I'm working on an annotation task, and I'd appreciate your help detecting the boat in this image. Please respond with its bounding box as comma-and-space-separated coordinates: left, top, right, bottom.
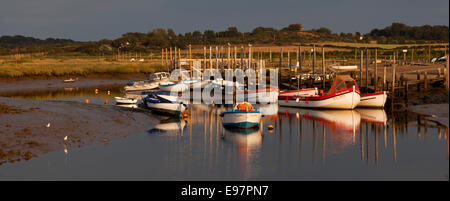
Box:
114, 97, 138, 104
159, 79, 201, 92
143, 92, 187, 115
245, 87, 279, 103
358, 91, 388, 108
279, 88, 318, 97
219, 102, 262, 128
278, 75, 361, 109
124, 72, 170, 91
63, 78, 78, 83
330, 65, 358, 71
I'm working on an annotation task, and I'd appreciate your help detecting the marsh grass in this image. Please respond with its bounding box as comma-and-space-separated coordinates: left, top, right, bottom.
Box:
0, 57, 166, 78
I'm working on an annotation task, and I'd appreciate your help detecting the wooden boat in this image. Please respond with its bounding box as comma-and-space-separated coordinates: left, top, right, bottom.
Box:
143, 92, 187, 115
245, 87, 279, 103
279, 88, 318, 97
114, 97, 138, 104
220, 102, 261, 128
278, 75, 360, 109
358, 91, 388, 108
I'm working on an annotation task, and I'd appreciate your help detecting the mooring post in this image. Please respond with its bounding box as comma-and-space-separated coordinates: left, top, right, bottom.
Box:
203, 46, 206, 72
446, 54, 449, 91
392, 54, 396, 94
366, 48, 369, 90
240, 46, 244, 70
215, 46, 218, 70
289, 52, 292, 89
383, 64, 386, 91
360, 49, 363, 88
189, 44, 192, 71
322, 46, 325, 89
416, 71, 420, 92
374, 49, 378, 91
279, 48, 283, 88
424, 71, 428, 91
312, 45, 316, 86
428, 45, 431, 63
299, 45, 302, 89
227, 44, 230, 69
161, 49, 164, 66
209, 46, 212, 71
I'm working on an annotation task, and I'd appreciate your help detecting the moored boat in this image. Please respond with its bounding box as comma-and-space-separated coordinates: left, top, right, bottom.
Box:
278, 75, 360, 109
279, 88, 318, 97
220, 102, 262, 128
143, 92, 187, 115
358, 91, 388, 108
114, 97, 138, 104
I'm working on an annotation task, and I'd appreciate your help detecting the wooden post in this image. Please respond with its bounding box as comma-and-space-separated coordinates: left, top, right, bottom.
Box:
203, 46, 206, 72
234, 46, 237, 70
165, 48, 168, 70
161, 49, 164, 66
374, 49, 378, 91
428, 45, 431, 63
392, 53, 396, 94
417, 71, 421, 92
446, 54, 449, 91
383, 64, 386, 91
174, 47, 177, 71
289, 52, 292, 89
189, 44, 192, 71
170, 47, 173, 70
366, 48, 369, 89
322, 46, 326, 89
312, 45, 316, 76
360, 50, 363, 87
227, 44, 230, 69
298, 45, 302, 89
209, 46, 212, 70
279, 48, 283, 88
424, 71, 428, 91
215, 46, 218, 70
240, 46, 244, 70
269, 50, 272, 62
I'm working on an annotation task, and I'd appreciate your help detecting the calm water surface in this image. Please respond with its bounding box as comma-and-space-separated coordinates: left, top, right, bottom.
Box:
0, 86, 448, 180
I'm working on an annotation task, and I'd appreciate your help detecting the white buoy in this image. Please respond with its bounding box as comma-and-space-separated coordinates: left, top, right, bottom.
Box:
46, 123, 51, 128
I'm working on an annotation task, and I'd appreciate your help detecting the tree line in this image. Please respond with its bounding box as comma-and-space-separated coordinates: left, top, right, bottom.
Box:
0, 23, 448, 56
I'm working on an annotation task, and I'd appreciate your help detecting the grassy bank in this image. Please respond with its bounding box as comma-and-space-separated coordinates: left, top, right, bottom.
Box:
0, 57, 167, 78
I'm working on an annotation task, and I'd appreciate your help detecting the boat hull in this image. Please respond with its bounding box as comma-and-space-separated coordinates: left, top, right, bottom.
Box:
114, 97, 138, 104
278, 87, 360, 109
358, 92, 387, 108
221, 112, 261, 128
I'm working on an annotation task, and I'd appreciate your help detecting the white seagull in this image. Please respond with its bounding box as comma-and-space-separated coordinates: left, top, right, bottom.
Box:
46, 123, 51, 128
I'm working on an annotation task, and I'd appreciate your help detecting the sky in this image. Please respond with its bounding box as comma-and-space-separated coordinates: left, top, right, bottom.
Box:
0, 0, 448, 41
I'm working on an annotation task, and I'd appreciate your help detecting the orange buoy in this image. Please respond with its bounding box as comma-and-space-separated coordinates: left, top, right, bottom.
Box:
104, 99, 108, 105
85, 99, 89, 104
107, 91, 111, 95
268, 125, 274, 130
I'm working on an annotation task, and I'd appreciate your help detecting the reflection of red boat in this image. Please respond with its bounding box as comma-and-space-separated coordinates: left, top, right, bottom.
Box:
278, 75, 360, 109
358, 92, 388, 108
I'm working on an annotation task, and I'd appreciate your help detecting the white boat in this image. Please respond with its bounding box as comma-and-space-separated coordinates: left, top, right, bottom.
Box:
124, 72, 170, 91
206, 78, 244, 90
358, 91, 388, 108
330, 65, 358, 71
143, 93, 187, 115
114, 97, 138, 104
124, 82, 159, 91
220, 102, 262, 128
278, 75, 361, 109
245, 87, 279, 103
279, 88, 318, 97
63, 78, 78, 83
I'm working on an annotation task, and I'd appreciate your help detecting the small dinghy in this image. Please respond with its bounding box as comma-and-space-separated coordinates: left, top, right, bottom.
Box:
143, 92, 187, 115
358, 91, 388, 108
63, 78, 78, 83
114, 97, 138, 104
220, 102, 261, 128
278, 75, 360, 109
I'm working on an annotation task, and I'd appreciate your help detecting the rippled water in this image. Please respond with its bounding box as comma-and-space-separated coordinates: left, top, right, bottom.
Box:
0, 86, 448, 180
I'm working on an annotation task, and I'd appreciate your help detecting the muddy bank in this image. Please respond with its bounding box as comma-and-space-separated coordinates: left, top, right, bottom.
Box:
0, 96, 158, 166
0, 77, 135, 93
408, 104, 449, 127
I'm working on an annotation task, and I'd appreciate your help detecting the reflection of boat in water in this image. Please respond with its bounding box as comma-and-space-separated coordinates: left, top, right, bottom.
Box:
356, 108, 388, 125
222, 127, 262, 148
278, 107, 361, 133
114, 97, 138, 104
147, 118, 187, 135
